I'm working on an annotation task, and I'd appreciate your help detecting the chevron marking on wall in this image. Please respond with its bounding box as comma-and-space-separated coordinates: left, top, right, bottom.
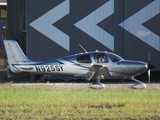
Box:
30, 0, 70, 51
119, 0, 160, 51
74, 0, 114, 51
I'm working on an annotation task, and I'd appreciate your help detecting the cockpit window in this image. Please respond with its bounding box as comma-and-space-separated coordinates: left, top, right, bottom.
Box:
94, 53, 108, 63
76, 55, 91, 63
108, 53, 124, 62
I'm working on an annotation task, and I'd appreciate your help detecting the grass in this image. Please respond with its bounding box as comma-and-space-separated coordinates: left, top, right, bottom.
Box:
0, 84, 160, 120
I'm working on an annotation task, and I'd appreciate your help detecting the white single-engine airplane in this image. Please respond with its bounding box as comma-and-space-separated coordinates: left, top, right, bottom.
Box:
3, 40, 156, 89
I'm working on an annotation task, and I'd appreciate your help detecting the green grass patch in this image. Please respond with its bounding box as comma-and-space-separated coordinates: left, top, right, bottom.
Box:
0, 85, 160, 119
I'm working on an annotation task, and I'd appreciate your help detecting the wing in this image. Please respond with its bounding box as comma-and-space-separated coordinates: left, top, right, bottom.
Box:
85, 65, 111, 81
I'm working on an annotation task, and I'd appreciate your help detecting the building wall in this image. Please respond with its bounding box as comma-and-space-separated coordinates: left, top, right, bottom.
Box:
7, 0, 25, 49
9, 0, 160, 70
0, 0, 7, 49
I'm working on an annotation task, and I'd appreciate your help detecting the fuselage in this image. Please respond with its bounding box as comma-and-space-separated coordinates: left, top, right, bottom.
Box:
13, 51, 148, 79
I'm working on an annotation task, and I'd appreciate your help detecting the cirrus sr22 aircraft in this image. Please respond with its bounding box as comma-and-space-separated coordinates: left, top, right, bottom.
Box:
3, 40, 156, 89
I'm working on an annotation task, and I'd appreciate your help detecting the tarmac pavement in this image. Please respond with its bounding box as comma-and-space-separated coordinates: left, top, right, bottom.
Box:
3, 82, 160, 90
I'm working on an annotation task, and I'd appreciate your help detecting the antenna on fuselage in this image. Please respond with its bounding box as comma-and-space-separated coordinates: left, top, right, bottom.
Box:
79, 44, 87, 53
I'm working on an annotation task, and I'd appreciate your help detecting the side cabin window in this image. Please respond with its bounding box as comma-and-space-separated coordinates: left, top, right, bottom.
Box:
94, 53, 108, 63
76, 55, 91, 63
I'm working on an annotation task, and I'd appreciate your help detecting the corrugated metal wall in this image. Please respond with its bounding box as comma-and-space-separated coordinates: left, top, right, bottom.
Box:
7, 0, 26, 49
8, 0, 160, 70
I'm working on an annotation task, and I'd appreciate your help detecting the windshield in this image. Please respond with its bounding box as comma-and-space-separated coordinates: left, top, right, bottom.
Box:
108, 53, 124, 62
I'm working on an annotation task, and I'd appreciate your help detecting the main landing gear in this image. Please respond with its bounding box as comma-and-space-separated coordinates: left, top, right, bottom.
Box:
89, 76, 105, 89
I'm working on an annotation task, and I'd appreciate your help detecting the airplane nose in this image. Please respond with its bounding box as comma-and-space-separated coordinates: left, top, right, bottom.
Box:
124, 61, 148, 75
140, 63, 148, 71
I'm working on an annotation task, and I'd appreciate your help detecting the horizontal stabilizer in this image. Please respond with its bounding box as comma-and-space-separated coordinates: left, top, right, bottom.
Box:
19, 67, 33, 70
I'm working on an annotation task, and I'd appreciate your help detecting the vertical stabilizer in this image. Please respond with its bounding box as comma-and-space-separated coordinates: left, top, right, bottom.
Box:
3, 40, 30, 72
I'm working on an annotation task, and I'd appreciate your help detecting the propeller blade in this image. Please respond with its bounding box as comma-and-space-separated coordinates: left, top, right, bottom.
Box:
148, 69, 150, 83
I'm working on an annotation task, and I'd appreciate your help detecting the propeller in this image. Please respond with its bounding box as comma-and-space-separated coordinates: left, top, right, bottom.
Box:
147, 51, 156, 83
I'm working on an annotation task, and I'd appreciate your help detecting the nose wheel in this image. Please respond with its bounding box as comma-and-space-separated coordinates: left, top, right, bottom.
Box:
129, 77, 146, 89
131, 83, 146, 89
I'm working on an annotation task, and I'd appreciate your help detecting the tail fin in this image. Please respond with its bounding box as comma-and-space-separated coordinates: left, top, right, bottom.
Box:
3, 40, 31, 72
